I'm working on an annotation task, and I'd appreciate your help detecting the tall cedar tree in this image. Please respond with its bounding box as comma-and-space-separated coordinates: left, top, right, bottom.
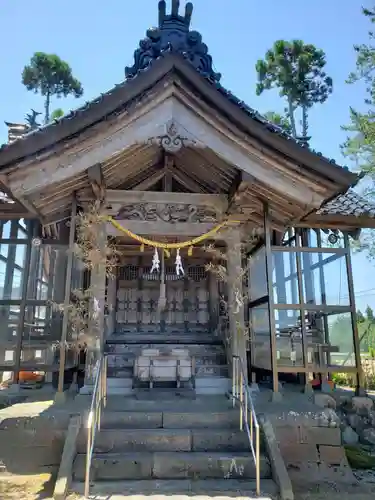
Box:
256, 40, 332, 140
22, 52, 83, 124
342, 6, 375, 257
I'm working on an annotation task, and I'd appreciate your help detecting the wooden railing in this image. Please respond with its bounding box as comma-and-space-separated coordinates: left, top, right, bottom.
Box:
84, 355, 108, 498
232, 355, 260, 496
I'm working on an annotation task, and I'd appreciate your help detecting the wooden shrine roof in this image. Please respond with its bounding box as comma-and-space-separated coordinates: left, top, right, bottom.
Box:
0, 1, 358, 193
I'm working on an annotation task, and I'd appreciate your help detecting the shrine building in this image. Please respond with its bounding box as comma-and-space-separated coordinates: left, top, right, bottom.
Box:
0, 0, 374, 397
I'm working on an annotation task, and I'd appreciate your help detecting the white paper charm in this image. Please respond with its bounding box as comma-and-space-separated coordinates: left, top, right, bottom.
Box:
175, 249, 184, 276
151, 248, 160, 273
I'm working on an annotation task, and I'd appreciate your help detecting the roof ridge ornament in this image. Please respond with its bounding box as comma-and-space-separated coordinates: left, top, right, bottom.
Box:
158, 0, 193, 29
125, 1, 221, 84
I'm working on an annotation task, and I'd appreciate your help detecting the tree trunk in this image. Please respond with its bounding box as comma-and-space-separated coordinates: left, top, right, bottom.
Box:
44, 91, 51, 125
302, 105, 308, 138
287, 95, 297, 139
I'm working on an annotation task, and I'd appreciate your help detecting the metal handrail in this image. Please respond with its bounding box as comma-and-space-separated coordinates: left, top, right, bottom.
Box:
232, 355, 260, 496
84, 354, 108, 498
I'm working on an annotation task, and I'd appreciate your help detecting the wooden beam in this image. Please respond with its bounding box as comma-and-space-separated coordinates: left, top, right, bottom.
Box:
296, 215, 375, 229
87, 163, 106, 208
107, 220, 219, 237
171, 166, 206, 193
79, 189, 228, 214
163, 153, 173, 192
133, 169, 165, 191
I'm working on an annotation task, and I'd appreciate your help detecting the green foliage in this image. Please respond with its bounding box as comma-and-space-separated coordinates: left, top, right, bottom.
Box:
263, 111, 292, 135
342, 7, 375, 257
256, 40, 332, 139
345, 445, 375, 470
22, 52, 83, 124
50, 108, 64, 121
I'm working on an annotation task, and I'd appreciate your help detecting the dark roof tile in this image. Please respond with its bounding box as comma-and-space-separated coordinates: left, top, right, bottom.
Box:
317, 190, 375, 217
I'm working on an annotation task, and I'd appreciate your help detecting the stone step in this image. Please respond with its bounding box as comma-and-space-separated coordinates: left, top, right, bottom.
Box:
98, 395, 234, 413
195, 377, 231, 395
100, 409, 238, 429
107, 343, 226, 356
73, 451, 271, 481
77, 429, 253, 453
107, 364, 229, 379
107, 352, 227, 365
107, 336, 222, 345
70, 478, 278, 498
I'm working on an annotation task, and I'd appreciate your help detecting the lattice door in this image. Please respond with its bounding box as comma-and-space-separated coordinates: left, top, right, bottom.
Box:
116, 261, 210, 333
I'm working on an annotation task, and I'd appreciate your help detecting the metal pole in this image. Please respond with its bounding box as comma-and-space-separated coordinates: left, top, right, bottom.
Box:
240, 370, 244, 431
84, 422, 92, 498
256, 425, 260, 496
263, 203, 279, 394
344, 232, 364, 394
57, 198, 77, 396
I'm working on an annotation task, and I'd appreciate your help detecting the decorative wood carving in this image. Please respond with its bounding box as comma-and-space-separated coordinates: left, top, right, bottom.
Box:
145, 120, 200, 153
115, 202, 218, 223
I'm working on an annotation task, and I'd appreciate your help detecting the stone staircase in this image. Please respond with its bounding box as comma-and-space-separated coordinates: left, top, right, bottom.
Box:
106, 338, 231, 396
70, 395, 278, 498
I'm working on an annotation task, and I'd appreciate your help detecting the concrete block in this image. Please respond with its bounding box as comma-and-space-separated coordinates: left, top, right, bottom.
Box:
101, 411, 163, 429
53, 415, 81, 500
195, 377, 231, 395
273, 424, 300, 445
318, 445, 348, 466
318, 462, 357, 484
73, 452, 153, 481
300, 426, 342, 446
286, 461, 320, 484
279, 443, 319, 463
78, 429, 192, 453
152, 452, 269, 480
163, 411, 237, 429
191, 430, 250, 452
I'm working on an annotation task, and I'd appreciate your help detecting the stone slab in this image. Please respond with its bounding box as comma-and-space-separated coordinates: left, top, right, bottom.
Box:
279, 443, 319, 463
70, 478, 278, 497
191, 430, 250, 452
163, 411, 237, 429
318, 445, 348, 466
152, 452, 270, 480
78, 429, 192, 453
73, 452, 271, 481
101, 411, 163, 429
300, 426, 342, 446
73, 452, 153, 481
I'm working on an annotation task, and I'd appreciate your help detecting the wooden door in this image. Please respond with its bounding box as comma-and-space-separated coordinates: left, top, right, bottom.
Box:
116, 260, 210, 334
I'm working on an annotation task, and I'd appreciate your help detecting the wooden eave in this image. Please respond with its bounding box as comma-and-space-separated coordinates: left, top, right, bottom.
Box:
0, 54, 358, 194
298, 213, 375, 230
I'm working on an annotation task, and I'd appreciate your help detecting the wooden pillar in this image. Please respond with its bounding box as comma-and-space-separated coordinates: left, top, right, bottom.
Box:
264, 204, 280, 398
55, 199, 77, 402
226, 228, 248, 383
208, 271, 219, 335
344, 232, 365, 394
82, 218, 107, 391
106, 269, 117, 338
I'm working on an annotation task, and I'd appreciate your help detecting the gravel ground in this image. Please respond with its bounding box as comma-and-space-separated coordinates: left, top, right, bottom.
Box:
0, 473, 55, 500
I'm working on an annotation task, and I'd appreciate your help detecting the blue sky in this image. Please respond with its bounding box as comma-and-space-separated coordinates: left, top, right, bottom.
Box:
0, 0, 374, 311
